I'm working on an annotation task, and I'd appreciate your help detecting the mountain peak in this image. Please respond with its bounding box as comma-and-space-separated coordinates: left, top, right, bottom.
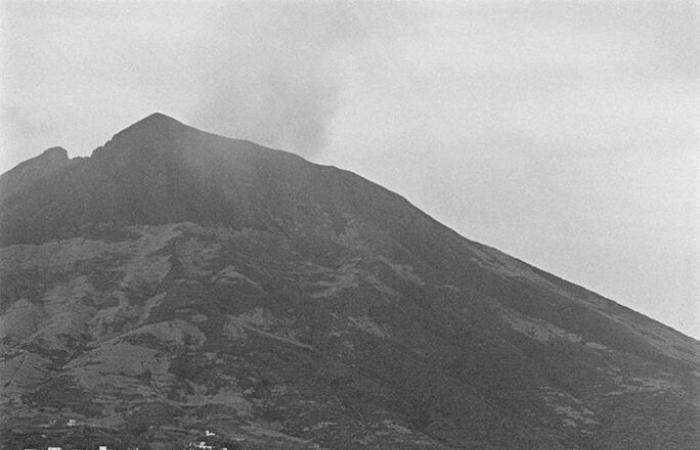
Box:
128, 111, 184, 131
90, 112, 193, 163
40, 146, 69, 160
110, 112, 187, 142
0, 146, 72, 203
137, 111, 182, 126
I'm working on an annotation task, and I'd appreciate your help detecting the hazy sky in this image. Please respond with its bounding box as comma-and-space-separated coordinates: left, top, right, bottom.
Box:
1, 1, 698, 337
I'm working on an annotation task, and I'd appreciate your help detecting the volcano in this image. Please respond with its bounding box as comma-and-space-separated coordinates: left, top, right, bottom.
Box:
0, 113, 697, 449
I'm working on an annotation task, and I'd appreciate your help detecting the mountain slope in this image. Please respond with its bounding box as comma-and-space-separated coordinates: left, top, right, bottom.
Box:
1, 113, 698, 449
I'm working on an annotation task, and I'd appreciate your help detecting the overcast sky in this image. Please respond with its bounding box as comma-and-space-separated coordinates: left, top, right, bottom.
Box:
1, 1, 698, 337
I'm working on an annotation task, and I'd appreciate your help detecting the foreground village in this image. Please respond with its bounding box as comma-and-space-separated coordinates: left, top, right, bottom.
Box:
12, 427, 239, 450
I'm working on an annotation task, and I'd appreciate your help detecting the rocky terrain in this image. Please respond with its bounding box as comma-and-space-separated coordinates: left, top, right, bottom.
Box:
1, 113, 698, 449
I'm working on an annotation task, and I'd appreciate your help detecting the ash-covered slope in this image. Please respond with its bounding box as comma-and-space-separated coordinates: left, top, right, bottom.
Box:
1, 113, 698, 449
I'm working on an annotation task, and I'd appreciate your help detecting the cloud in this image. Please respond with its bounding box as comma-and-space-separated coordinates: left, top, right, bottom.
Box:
0, 2, 380, 160
182, 3, 373, 157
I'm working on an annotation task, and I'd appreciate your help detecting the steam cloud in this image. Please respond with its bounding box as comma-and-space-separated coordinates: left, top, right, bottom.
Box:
188, 4, 368, 158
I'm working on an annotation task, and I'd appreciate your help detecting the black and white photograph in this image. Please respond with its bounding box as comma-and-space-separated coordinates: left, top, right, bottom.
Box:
0, 1, 698, 449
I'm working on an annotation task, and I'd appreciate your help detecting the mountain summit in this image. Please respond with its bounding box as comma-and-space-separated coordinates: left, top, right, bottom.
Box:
0, 146, 73, 204
1, 114, 698, 449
